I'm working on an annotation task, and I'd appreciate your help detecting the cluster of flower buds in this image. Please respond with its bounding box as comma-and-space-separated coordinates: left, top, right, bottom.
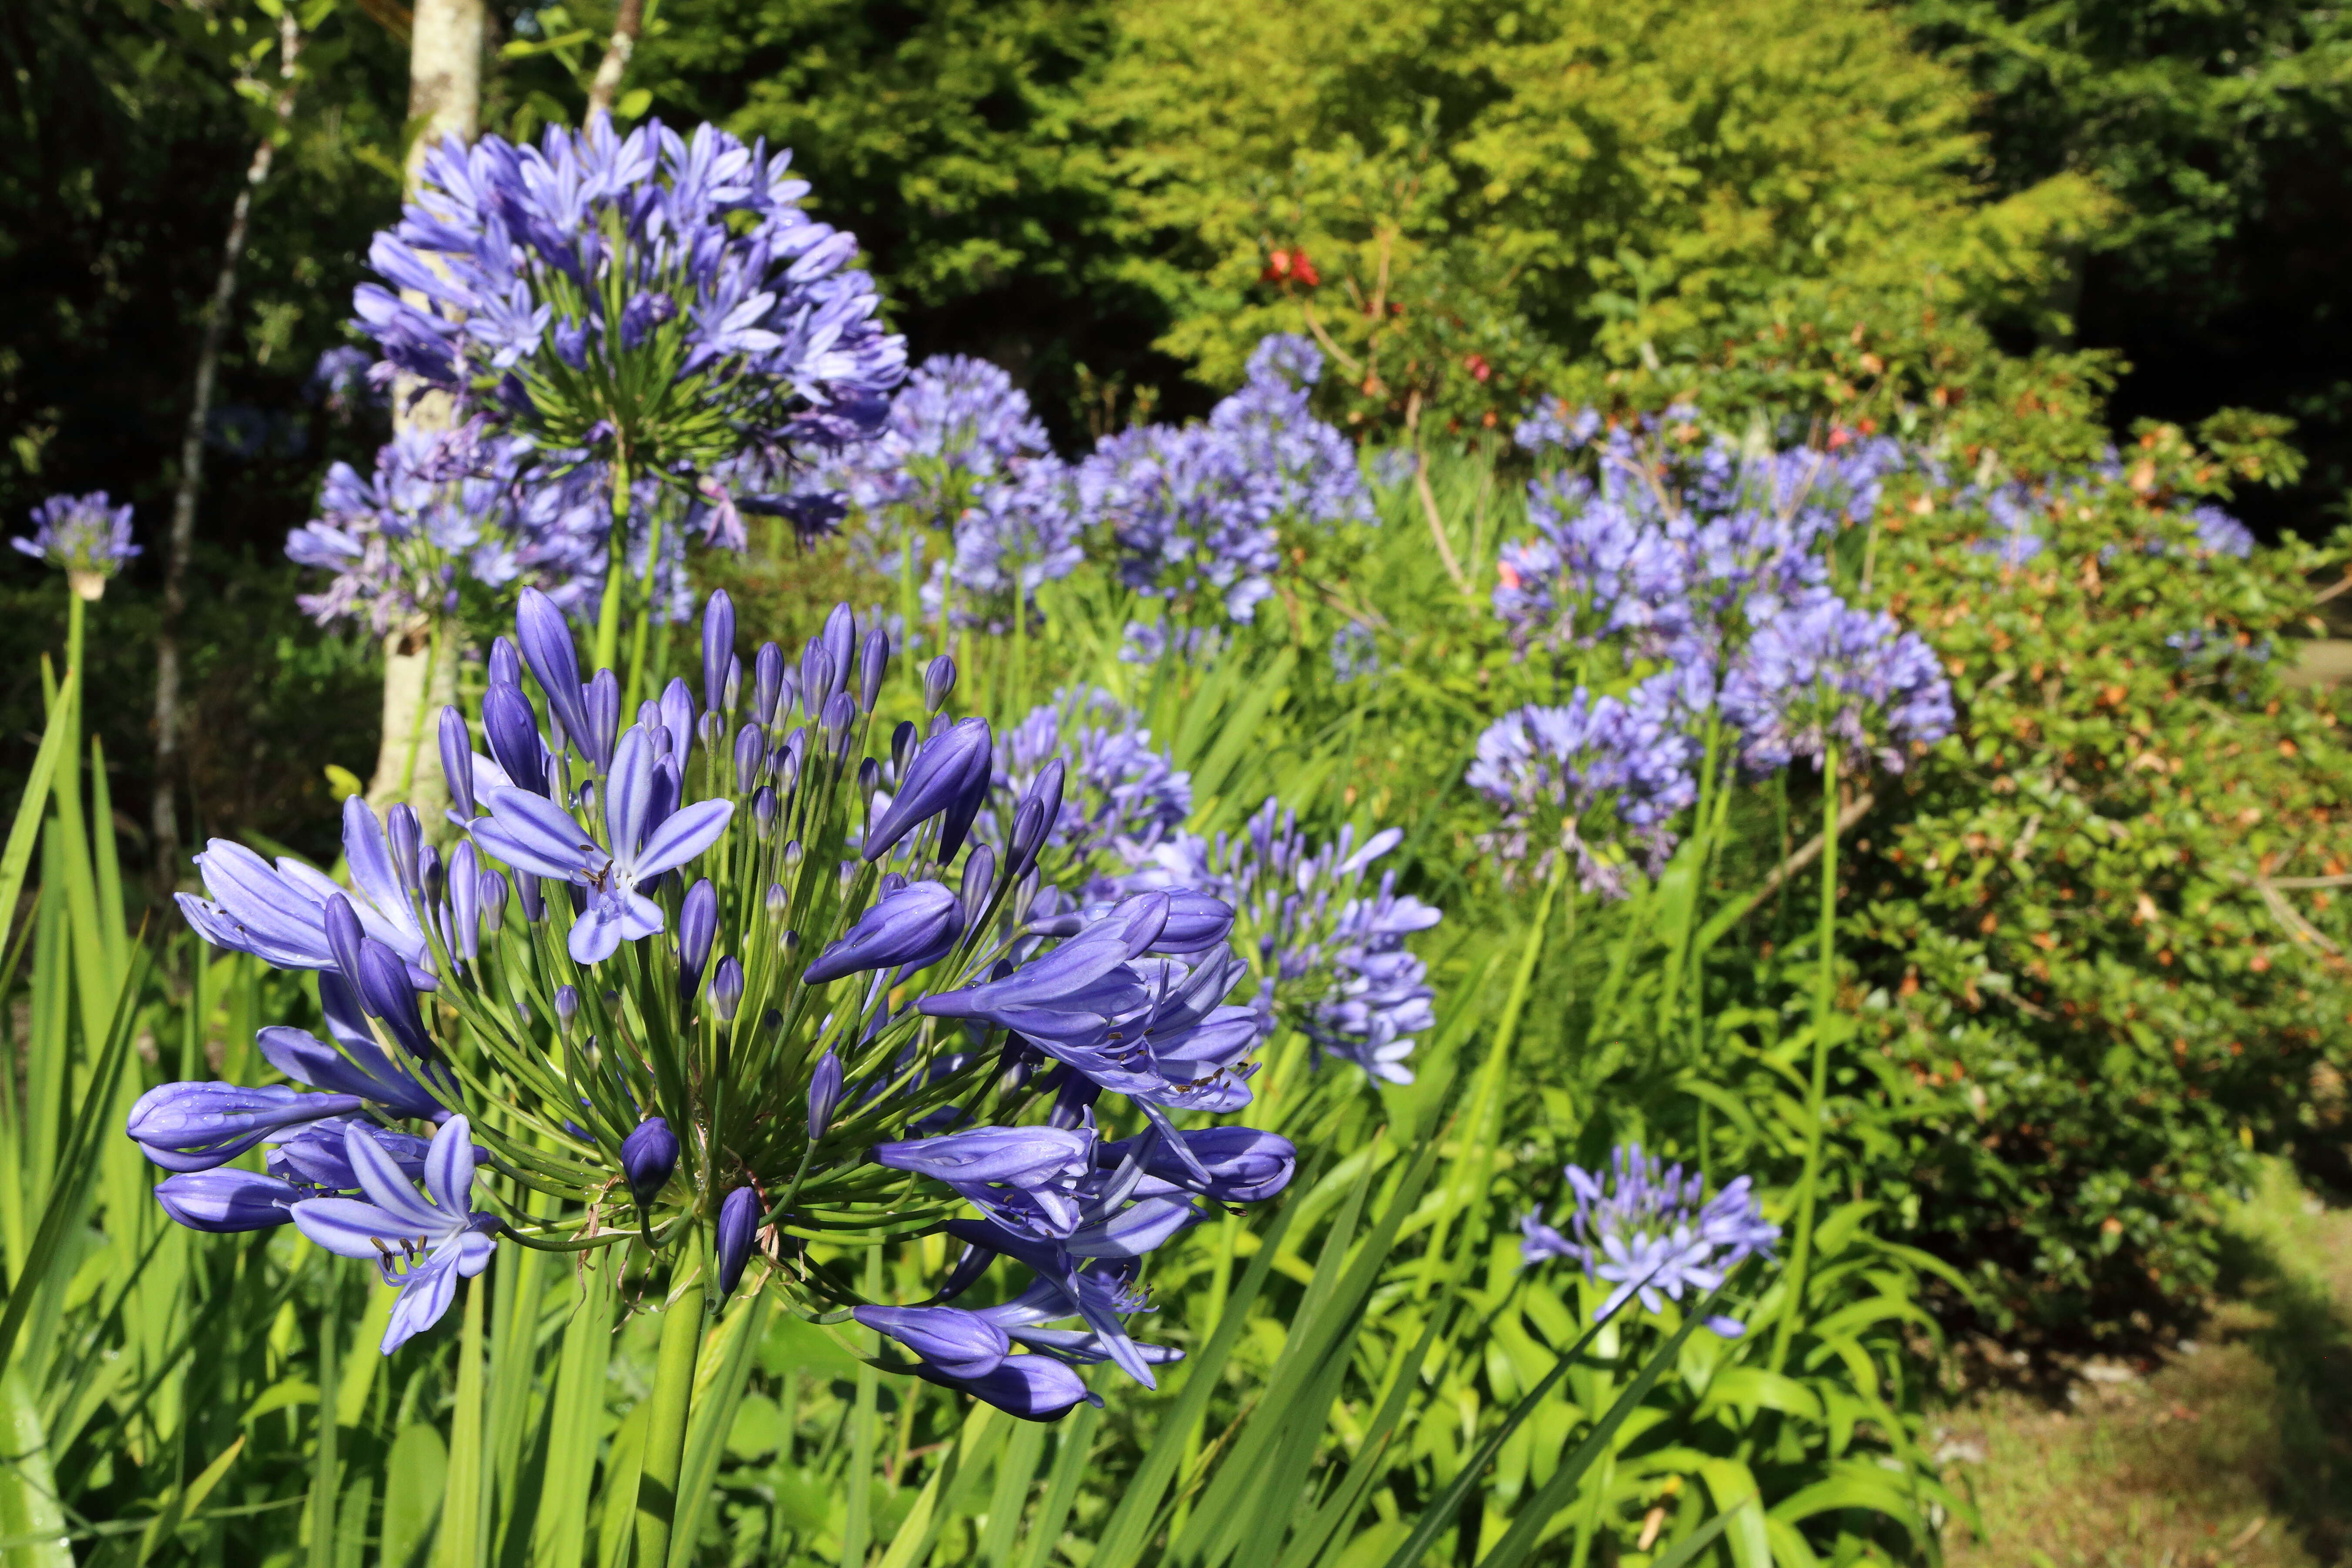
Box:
142, 588, 1294, 1417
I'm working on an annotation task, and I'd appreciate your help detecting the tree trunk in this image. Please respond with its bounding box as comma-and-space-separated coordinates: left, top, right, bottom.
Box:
150, 13, 302, 891
365, 0, 485, 820
586, 0, 646, 117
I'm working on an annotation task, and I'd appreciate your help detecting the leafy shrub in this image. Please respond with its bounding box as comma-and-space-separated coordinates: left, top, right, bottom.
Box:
1850, 412, 2352, 1338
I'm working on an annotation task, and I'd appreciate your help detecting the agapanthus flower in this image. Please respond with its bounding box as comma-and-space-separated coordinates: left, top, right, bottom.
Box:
927, 459, 1085, 632
351, 114, 906, 578
1078, 335, 1368, 625
1467, 676, 1698, 898
1106, 801, 1441, 1086
308, 345, 381, 422
1521, 1142, 1779, 1337
291, 1117, 499, 1353
1329, 623, 1380, 684
152, 586, 1287, 1403
832, 355, 1054, 516
14, 492, 138, 598
1719, 591, 1954, 776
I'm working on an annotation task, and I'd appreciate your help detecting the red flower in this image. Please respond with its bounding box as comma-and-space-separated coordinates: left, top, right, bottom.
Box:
1463, 353, 1491, 383
1260, 248, 1320, 288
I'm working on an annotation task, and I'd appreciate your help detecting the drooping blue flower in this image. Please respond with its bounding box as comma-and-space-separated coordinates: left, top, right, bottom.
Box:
153, 1168, 303, 1233
1520, 1142, 1779, 1337
177, 798, 440, 982
290, 1117, 500, 1353
801, 880, 965, 984
621, 1118, 680, 1208
13, 492, 138, 593
126, 1081, 367, 1173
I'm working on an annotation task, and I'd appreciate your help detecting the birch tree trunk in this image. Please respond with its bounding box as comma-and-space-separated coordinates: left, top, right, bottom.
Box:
150, 12, 303, 890
586, 0, 646, 117
365, 0, 484, 818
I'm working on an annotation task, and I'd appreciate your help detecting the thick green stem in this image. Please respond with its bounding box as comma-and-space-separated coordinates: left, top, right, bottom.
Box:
435, 1277, 486, 1568
635, 1230, 707, 1568
593, 453, 633, 681
55, 592, 84, 866
1771, 743, 1841, 1375
310, 1300, 338, 1568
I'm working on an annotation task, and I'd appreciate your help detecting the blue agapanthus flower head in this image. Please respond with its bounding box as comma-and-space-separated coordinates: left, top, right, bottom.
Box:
352, 114, 905, 512
998, 689, 1192, 861
285, 423, 677, 631
15, 491, 138, 596
1719, 590, 1954, 777
854, 355, 1055, 513
1467, 675, 1699, 898
1521, 1141, 1779, 1337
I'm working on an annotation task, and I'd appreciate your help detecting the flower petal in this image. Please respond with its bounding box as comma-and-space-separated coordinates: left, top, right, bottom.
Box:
424, 1115, 478, 1217
382, 1253, 461, 1352
291, 1196, 426, 1259
606, 726, 653, 856
343, 1123, 445, 1232
630, 798, 732, 879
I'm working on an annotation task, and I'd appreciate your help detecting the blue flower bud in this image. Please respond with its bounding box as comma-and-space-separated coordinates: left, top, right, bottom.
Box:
517, 870, 546, 923
909, 1350, 1099, 1422
702, 590, 737, 718
891, 720, 918, 774
735, 724, 765, 791
322, 894, 369, 998
725, 654, 742, 714
923, 656, 957, 714
766, 882, 789, 918
821, 604, 856, 703
802, 881, 965, 985
677, 879, 717, 1000
807, 1050, 843, 1139
154, 1169, 300, 1233
358, 938, 435, 1062
710, 957, 744, 1021
488, 635, 523, 691
659, 679, 696, 760
553, 984, 580, 1033
853, 1304, 1008, 1381
1153, 891, 1236, 954
127, 1081, 363, 1172
620, 1117, 679, 1208
716, 1185, 760, 1295
478, 870, 507, 934
581, 669, 621, 771
516, 589, 591, 752
387, 805, 423, 897
865, 718, 993, 863
439, 707, 477, 819
482, 682, 549, 796
753, 642, 785, 725
858, 627, 889, 714
821, 691, 856, 763
799, 640, 834, 716
751, 786, 777, 838
960, 844, 997, 928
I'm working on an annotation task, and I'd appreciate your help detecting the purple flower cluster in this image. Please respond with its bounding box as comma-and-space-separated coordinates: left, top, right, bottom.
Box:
1718, 592, 1954, 776
148, 590, 1289, 1407
1520, 1142, 1779, 1337
13, 492, 138, 596
1475, 404, 1956, 888
1467, 675, 1698, 898
1109, 801, 1441, 1086
287, 423, 699, 632
352, 114, 904, 513
1080, 335, 1369, 625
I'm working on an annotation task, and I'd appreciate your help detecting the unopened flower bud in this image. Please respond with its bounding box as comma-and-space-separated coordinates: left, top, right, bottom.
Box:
478, 870, 507, 934
620, 1117, 678, 1209
488, 635, 522, 690
439, 707, 477, 820
891, 720, 917, 775
752, 786, 777, 838
753, 641, 785, 725
387, 805, 424, 896
516, 871, 546, 923
735, 724, 765, 791
553, 984, 580, 1033
858, 627, 889, 714
807, 1050, 843, 1140
724, 653, 742, 715
765, 882, 789, 918
709, 957, 744, 1022
677, 878, 717, 1000
923, 656, 957, 714
716, 1185, 760, 1295
821, 691, 855, 762
581, 669, 621, 771
702, 590, 737, 719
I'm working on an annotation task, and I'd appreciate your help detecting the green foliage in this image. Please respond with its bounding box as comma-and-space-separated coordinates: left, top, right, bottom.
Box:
1091, 0, 2112, 435
1850, 408, 2352, 1337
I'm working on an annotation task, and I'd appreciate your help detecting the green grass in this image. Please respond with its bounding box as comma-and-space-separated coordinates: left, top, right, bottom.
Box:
1937, 1158, 2352, 1568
